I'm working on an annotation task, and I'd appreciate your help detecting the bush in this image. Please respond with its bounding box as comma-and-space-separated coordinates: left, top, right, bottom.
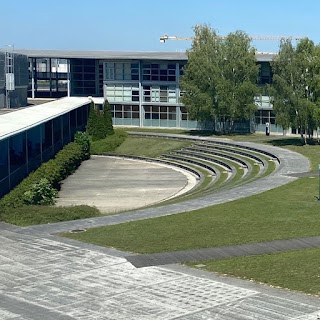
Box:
0, 137, 90, 211
74, 131, 91, 160
23, 178, 58, 205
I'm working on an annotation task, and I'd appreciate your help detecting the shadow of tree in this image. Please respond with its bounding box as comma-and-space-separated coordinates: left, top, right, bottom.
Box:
266, 137, 319, 146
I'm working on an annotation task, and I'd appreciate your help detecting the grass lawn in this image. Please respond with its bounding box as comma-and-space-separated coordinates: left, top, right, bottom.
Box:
113, 136, 192, 158
187, 247, 320, 296
0, 205, 100, 226
64, 176, 320, 254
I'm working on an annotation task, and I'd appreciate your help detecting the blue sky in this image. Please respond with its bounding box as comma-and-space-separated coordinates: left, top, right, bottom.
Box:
1, 0, 319, 53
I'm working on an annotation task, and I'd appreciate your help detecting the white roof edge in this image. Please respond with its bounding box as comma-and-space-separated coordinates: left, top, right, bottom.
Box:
0, 97, 91, 141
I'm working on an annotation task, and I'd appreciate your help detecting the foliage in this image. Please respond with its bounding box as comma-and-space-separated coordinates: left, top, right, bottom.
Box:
74, 131, 91, 160
0, 205, 100, 226
103, 99, 114, 136
86, 100, 114, 141
23, 178, 58, 205
270, 38, 320, 144
86, 101, 99, 138
0, 139, 89, 211
181, 24, 259, 133
91, 129, 128, 154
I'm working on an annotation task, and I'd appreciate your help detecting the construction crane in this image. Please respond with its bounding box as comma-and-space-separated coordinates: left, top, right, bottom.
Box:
160, 34, 305, 43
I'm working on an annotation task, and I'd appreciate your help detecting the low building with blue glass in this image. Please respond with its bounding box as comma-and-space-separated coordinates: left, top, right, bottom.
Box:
0, 97, 91, 197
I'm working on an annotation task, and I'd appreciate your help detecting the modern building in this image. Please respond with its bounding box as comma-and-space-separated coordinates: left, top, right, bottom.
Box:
9, 49, 278, 133
0, 51, 28, 108
0, 97, 91, 197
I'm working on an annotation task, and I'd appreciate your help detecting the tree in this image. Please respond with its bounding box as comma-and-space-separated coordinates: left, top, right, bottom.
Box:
103, 99, 114, 136
86, 100, 114, 141
86, 101, 99, 138
180, 24, 259, 133
270, 38, 320, 144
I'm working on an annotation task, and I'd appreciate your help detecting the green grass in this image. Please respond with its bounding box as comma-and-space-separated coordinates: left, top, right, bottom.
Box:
91, 128, 128, 154
0, 205, 101, 226
113, 136, 192, 158
64, 176, 320, 254
124, 127, 188, 135
187, 248, 320, 296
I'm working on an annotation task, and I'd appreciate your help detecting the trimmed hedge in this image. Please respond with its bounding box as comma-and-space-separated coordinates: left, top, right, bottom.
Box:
0, 133, 90, 211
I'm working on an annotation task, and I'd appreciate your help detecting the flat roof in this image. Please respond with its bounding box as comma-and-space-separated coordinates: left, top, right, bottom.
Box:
0, 97, 91, 141
11, 49, 188, 61
9, 49, 276, 62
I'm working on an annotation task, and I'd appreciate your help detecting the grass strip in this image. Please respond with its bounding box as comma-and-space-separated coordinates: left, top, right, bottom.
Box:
1, 205, 100, 226
187, 247, 320, 296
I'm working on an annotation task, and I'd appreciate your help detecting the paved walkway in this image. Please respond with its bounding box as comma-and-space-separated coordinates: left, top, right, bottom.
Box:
127, 236, 320, 268
1, 134, 319, 319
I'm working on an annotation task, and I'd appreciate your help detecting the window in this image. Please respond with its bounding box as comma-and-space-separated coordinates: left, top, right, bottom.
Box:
105, 84, 139, 103
143, 85, 177, 103
105, 61, 139, 81
142, 63, 176, 82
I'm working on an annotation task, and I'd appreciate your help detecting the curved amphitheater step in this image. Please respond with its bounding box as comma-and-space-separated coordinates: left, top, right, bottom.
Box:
28, 132, 311, 235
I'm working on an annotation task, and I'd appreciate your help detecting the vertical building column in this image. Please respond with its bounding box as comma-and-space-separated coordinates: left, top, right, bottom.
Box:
31, 58, 35, 99
139, 60, 143, 128
49, 58, 52, 97
176, 62, 180, 128
67, 59, 71, 97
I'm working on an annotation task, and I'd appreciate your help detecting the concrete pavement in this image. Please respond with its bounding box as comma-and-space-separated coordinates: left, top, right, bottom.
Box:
56, 155, 198, 213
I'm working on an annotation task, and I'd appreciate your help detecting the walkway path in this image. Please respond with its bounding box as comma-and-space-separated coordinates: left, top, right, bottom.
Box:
127, 235, 320, 268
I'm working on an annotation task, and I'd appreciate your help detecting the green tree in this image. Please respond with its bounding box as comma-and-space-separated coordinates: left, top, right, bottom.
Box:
270, 38, 320, 143
86, 101, 99, 138
103, 99, 114, 136
181, 24, 259, 133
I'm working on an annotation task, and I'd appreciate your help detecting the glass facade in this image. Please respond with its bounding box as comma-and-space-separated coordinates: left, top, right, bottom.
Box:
26, 54, 276, 132
71, 59, 97, 96
0, 103, 90, 198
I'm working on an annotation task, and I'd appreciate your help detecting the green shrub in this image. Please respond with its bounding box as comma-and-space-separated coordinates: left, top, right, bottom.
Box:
23, 178, 58, 205
74, 131, 91, 160
0, 138, 89, 211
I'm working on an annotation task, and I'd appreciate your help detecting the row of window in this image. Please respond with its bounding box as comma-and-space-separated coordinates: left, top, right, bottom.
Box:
109, 105, 275, 124
105, 84, 179, 103
104, 62, 185, 82
110, 105, 191, 121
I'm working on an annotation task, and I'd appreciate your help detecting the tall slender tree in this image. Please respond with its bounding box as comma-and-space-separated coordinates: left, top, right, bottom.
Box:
103, 99, 114, 136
